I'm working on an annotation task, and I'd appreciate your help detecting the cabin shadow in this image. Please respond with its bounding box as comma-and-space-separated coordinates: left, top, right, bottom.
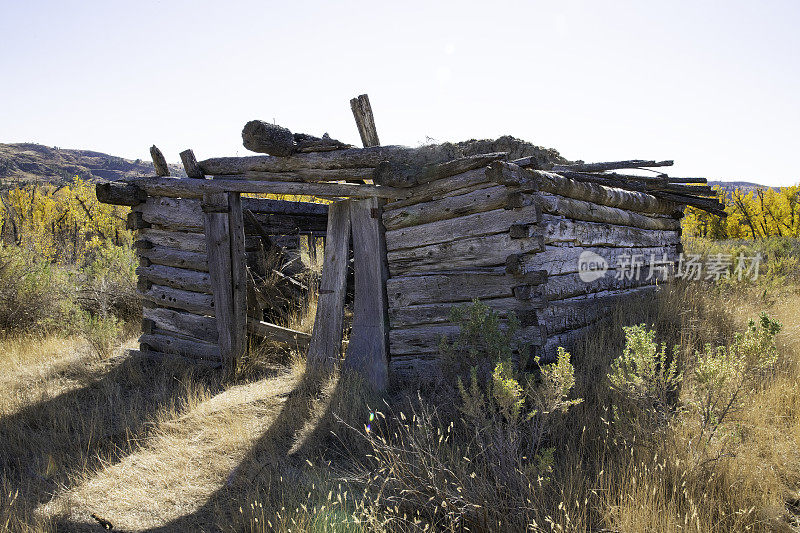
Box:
0, 349, 225, 511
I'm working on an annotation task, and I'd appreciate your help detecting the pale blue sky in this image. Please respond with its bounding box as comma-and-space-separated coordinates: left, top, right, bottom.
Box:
1, 0, 798, 186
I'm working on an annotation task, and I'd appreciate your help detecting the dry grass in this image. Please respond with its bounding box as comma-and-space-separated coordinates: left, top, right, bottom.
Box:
1, 240, 799, 532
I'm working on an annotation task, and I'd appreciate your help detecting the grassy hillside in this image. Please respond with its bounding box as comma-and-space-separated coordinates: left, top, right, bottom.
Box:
0, 143, 185, 188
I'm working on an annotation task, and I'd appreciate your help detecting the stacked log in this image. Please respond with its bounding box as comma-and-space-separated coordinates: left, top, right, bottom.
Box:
383, 160, 683, 377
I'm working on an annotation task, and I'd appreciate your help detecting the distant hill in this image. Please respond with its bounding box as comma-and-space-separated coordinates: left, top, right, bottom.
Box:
708, 180, 777, 192
0, 143, 185, 188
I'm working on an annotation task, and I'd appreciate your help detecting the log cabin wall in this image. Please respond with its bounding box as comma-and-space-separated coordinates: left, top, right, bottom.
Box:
381, 161, 685, 381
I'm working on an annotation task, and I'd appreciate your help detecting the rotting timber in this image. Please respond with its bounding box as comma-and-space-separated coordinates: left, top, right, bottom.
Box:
97, 94, 724, 388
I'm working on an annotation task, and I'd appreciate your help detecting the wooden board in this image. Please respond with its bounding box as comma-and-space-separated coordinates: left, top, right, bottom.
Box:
387, 270, 546, 307
229, 193, 248, 362
135, 196, 204, 231
140, 332, 220, 361
204, 192, 235, 365
141, 284, 215, 315
507, 244, 679, 277
137, 229, 207, 253
389, 324, 545, 356
538, 193, 681, 231
136, 264, 212, 293
306, 200, 351, 370
143, 307, 218, 344
541, 214, 681, 247
139, 245, 209, 272
387, 232, 544, 276
344, 198, 390, 389
389, 297, 544, 329
248, 319, 311, 347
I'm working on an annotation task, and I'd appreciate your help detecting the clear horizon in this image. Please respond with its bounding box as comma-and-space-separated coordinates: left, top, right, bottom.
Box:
1, 0, 798, 187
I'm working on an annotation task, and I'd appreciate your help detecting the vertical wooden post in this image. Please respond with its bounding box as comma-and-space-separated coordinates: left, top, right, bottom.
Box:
180, 149, 246, 368
344, 93, 390, 389
150, 145, 170, 177
306, 200, 352, 371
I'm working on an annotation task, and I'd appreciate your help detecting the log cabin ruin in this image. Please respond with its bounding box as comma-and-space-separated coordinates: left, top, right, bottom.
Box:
97, 95, 725, 389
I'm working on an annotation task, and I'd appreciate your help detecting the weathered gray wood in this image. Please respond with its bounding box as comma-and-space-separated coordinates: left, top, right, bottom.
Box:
388, 297, 544, 329
95, 182, 146, 206
125, 176, 407, 199
538, 193, 682, 231
552, 160, 674, 173
241, 197, 328, 216
139, 245, 208, 272
382, 184, 511, 230
141, 284, 215, 315
540, 214, 681, 247
143, 307, 218, 343
129, 349, 222, 369
540, 286, 658, 335
387, 232, 544, 276
136, 264, 212, 293
126, 211, 151, 230
506, 244, 679, 277
374, 152, 507, 188
137, 229, 207, 253
229, 193, 248, 362
242, 121, 295, 156
248, 319, 311, 346
240, 168, 375, 182
489, 162, 681, 216
384, 205, 541, 252
307, 200, 352, 371
140, 332, 220, 361
540, 271, 661, 301
387, 270, 546, 308
293, 132, 353, 153
204, 192, 235, 365
180, 149, 205, 179
150, 145, 170, 176
135, 196, 204, 231
383, 168, 496, 210
389, 324, 545, 356
344, 199, 390, 389
350, 94, 380, 148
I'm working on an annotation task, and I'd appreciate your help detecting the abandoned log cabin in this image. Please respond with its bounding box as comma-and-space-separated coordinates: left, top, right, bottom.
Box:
96, 94, 724, 389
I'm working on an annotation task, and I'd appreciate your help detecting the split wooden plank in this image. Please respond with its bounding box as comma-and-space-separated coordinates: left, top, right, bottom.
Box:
375, 152, 507, 187
382, 184, 511, 230
134, 196, 204, 231
540, 214, 681, 248
248, 319, 311, 347
139, 245, 208, 272
125, 175, 407, 200
140, 332, 221, 361
389, 297, 544, 329
204, 191, 235, 366
137, 229, 208, 253
506, 244, 679, 277
143, 307, 218, 344
306, 200, 352, 371
385, 205, 541, 252
551, 160, 674, 173
387, 270, 546, 307
136, 264, 212, 293
351, 94, 380, 148
150, 145, 170, 176
229, 192, 248, 361
343, 200, 390, 389
241, 197, 328, 216
382, 168, 496, 210
141, 284, 215, 316
387, 232, 545, 276
538, 193, 682, 231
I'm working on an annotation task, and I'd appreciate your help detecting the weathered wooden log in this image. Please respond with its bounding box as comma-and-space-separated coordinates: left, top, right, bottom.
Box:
293, 132, 353, 153
137, 229, 207, 253
135, 197, 204, 231
389, 297, 544, 329
374, 152, 507, 188
647, 190, 726, 215
248, 319, 311, 346
136, 264, 212, 293
307, 200, 351, 370
552, 160, 674, 173
506, 244, 679, 278
141, 284, 215, 316
246, 212, 328, 235
96, 182, 146, 206
550, 171, 648, 191
229, 193, 248, 361
382, 184, 511, 230
667, 177, 707, 184
387, 232, 545, 276
140, 332, 220, 361
150, 145, 170, 176
350, 94, 380, 148
387, 270, 547, 307
239, 168, 375, 182
389, 324, 545, 356
124, 175, 407, 200
143, 307, 218, 344
650, 183, 716, 196
385, 205, 541, 252
180, 149, 205, 179
242, 121, 295, 156
540, 271, 661, 301
129, 349, 222, 369
241, 197, 328, 216
540, 286, 658, 335
383, 168, 496, 210
537, 193, 682, 231
490, 162, 682, 216
540, 214, 681, 248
